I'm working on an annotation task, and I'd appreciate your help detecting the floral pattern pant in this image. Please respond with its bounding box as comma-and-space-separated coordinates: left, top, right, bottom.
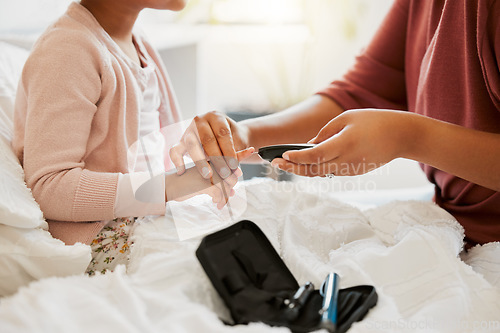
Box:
86, 217, 136, 276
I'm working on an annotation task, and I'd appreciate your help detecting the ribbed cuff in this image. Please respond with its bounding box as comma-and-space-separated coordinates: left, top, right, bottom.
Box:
72, 170, 119, 221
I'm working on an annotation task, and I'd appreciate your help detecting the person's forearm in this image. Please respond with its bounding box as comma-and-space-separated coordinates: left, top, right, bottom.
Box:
164, 167, 210, 202
403, 113, 500, 191
240, 94, 343, 149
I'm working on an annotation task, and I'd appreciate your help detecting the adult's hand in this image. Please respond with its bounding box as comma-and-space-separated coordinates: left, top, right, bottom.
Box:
169, 111, 253, 179
271, 109, 414, 177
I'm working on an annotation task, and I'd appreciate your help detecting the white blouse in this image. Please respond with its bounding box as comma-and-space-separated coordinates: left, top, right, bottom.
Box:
114, 45, 167, 218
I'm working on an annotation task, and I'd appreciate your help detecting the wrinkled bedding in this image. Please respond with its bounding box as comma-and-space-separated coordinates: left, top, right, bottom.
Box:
1, 178, 499, 333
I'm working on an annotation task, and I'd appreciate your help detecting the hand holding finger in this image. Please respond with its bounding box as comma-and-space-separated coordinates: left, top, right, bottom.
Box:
195, 112, 242, 179
173, 110, 252, 182
208, 146, 254, 180
204, 112, 239, 169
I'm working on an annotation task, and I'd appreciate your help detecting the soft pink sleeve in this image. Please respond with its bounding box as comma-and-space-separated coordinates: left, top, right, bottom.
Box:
14, 31, 118, 222
317, 0, 410, 111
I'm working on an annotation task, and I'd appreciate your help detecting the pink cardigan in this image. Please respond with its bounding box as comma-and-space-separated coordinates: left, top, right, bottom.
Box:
12, 2, 181, 245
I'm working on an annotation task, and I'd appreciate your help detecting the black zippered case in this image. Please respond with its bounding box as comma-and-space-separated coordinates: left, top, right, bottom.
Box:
196, 220, 378, 332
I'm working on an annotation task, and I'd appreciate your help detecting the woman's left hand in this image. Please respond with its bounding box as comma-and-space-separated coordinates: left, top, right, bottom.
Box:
271, 109, 415, 177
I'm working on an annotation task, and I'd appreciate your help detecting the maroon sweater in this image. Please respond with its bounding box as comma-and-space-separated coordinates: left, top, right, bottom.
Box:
318, 0, 500, 245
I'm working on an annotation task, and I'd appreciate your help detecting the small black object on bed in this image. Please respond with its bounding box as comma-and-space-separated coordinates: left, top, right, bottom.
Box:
196, 220, 378, 333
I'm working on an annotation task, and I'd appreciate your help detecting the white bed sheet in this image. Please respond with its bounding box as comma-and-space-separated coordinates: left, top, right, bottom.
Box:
0, 178, 499, 333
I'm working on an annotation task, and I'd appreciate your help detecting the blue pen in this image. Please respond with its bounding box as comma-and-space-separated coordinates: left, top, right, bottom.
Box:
319, 272, 340, 332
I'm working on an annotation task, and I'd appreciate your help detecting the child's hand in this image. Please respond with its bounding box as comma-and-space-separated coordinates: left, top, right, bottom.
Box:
271, 109, 414, 177
165, 162, 242, 209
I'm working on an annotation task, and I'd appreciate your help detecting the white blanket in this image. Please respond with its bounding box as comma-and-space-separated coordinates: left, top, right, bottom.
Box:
1, 178, 499, 332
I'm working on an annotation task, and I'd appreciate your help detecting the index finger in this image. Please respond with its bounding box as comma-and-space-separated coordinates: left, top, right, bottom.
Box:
184, 130, 213, 178
206, 113, 239, 170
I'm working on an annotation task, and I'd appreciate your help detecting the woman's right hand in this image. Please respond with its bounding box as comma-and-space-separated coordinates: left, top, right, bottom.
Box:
169, 111, 253, 179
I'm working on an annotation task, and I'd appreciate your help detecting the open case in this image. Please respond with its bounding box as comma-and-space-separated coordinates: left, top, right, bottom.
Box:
196, 220, 378, 332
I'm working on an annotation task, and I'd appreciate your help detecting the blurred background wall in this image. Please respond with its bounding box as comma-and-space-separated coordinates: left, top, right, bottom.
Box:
0, 0, 394, 117
0, 0, 431, 190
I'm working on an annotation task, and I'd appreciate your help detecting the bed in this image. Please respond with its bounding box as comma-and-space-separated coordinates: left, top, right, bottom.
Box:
1, 40, 499, 333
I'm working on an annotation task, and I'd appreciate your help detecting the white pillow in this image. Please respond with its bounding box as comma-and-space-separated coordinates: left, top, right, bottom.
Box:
0, 41, 28, 142
0, 137, 47, 229
0, 41, 91, 297
0, 41, 47, 229
0, 224, 91, 297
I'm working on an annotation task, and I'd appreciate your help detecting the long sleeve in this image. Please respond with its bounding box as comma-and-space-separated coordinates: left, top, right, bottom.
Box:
318, 0, 410, 111
11, 2, 184, 245
14, 30, 119, 222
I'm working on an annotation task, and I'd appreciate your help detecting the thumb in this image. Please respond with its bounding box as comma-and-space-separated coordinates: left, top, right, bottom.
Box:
309, 118, 345, 144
